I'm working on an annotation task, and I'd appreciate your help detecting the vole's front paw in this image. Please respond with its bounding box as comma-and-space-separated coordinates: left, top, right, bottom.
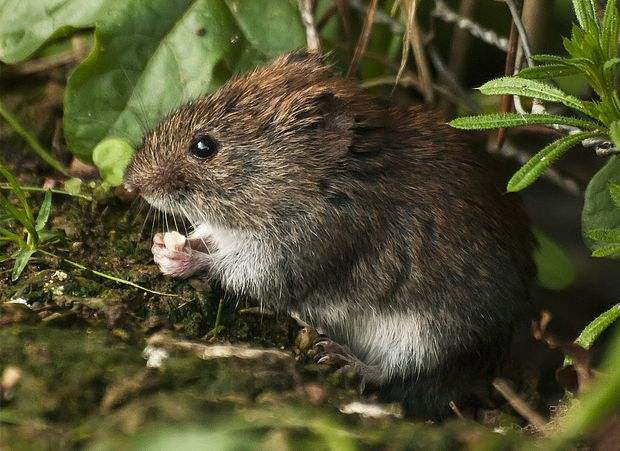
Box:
152, 231, 209, 278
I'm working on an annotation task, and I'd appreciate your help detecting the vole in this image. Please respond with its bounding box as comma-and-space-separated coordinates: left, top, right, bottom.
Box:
123, 52, 535, 419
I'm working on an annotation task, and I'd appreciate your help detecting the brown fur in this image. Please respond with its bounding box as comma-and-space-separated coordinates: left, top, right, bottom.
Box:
125, 52, 535, 419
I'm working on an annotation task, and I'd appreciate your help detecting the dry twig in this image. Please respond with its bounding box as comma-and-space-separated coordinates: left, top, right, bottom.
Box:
348, 0, 379, 76
299, 0, 322, 52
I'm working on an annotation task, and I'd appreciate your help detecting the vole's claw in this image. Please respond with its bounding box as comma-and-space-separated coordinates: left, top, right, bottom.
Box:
314, 336, 357, 369
151, 231, 209, 278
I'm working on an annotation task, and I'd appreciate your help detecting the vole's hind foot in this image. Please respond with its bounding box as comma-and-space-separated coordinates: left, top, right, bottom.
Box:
314, 336, 357, 369
152, 231, 210, 278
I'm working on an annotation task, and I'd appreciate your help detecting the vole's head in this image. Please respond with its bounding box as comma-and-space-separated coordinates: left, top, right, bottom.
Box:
124, 52, 380, 231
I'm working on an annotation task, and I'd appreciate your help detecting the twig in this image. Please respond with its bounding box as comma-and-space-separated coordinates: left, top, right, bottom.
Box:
433, 0, 508, 51
394, 0, 434, 103
299, 0, 321, 52
0, 99, 68, 175
503, 0, 534, 67
497, 7, 520, 150
38, 249, 179, 297
492, 377, 548, 434
347, 0, 403, 33
0, 183, 92, 202
427, 45, 480, 113
348, 0, 379, 76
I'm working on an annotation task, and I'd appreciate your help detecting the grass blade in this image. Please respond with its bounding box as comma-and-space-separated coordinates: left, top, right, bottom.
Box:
449, 113, 600, 131
0, 190, 36, 237
572, 0, 598, 30
11, 247, 35, 281
0, 99, 67, 175
35, 190, 52, 231
507, 131, 600, 192
479, 77, 589, 115
0, 159, 33, 223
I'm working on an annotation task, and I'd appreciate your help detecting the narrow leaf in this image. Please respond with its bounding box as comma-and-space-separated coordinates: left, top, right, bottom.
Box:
508, 131, 599, 192
478, 77, 588, 115
0, 159, 33, 222
0, 226, 21, 243
586, 228, 620, 243
609, 120, 620, 150
592, 244, 620, 257
449, 113, 599, 131
35, 190, 52, 231
609, 182, 620, 210
602, 0, 619, 58
572, 0, 598, 30
0, 190, 35, 236
531, 54, 570, 64
565, 304, 620, 365
11, 247, 35, 281
517, 64, 581, 80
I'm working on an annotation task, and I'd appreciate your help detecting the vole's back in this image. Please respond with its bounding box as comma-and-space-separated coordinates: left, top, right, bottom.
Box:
125, 52, 535, 419
285, 106, 535, 418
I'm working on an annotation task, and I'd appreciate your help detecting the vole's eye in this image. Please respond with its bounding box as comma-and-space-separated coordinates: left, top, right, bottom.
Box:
189, 135, 219, 160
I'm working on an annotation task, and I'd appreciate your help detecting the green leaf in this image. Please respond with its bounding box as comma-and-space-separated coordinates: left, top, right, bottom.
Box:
517, 64, 582, 80
35, 190, 52, 231
609, 182, 620, 210
565, 304, 620, 366
0, 0, 113, 64
64, 0, 305, 161
0, 159, 33, 222
92, 138, 135, 187
449, 113, 599, 131
582, 157, 620, 253
601, 0, 619, 59
508, 131, 599, 192
11, 247, 35, 281
478, 77, 589, 115
592, 244, 620, 257
586, 228, 620, 243
603, 58, 620, 82
533, 229, 575, 291
571, 0, 598, 30
0, 190, 35, 237
609, 120, 620, 149
63, 178, 83, 196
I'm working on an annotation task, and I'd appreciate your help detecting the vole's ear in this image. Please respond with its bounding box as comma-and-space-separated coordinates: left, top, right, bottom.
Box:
299, 91, 354, 153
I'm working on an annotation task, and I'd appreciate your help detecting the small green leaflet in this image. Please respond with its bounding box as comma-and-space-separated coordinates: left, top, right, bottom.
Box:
508, 131, 601, 192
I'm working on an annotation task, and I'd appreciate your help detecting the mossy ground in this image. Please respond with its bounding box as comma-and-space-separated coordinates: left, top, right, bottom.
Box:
0, 190, 538, 450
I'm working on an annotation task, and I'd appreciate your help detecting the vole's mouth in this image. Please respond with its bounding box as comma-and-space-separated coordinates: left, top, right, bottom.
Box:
141, 194, 182, 215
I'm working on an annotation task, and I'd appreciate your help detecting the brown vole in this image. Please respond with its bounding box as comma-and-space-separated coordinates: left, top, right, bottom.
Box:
124, 52, 535, 419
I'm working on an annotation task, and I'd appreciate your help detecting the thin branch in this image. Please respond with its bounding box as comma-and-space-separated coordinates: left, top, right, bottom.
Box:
299, 0, 321, 52
433, 0, 508, 51
503, 0, 534, 67
348, 0, 379, 76
0, 99, 68, 175
493, 377, 548, 434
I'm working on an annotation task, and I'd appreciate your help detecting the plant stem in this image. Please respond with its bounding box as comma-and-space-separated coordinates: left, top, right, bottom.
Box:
0, 98, 68, 176
0, 184, 92, 201
38, 249, 178, 297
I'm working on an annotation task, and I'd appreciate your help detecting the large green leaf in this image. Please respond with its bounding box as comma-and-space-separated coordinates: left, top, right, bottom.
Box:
0, 0, 112, 64
582, 156, 620, 252
64, 0, 305, 161
478, 77, 589, 115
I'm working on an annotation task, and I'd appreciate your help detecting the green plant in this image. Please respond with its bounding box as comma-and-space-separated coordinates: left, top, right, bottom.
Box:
0, 160, 58, 280
450, 0, 619, 193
